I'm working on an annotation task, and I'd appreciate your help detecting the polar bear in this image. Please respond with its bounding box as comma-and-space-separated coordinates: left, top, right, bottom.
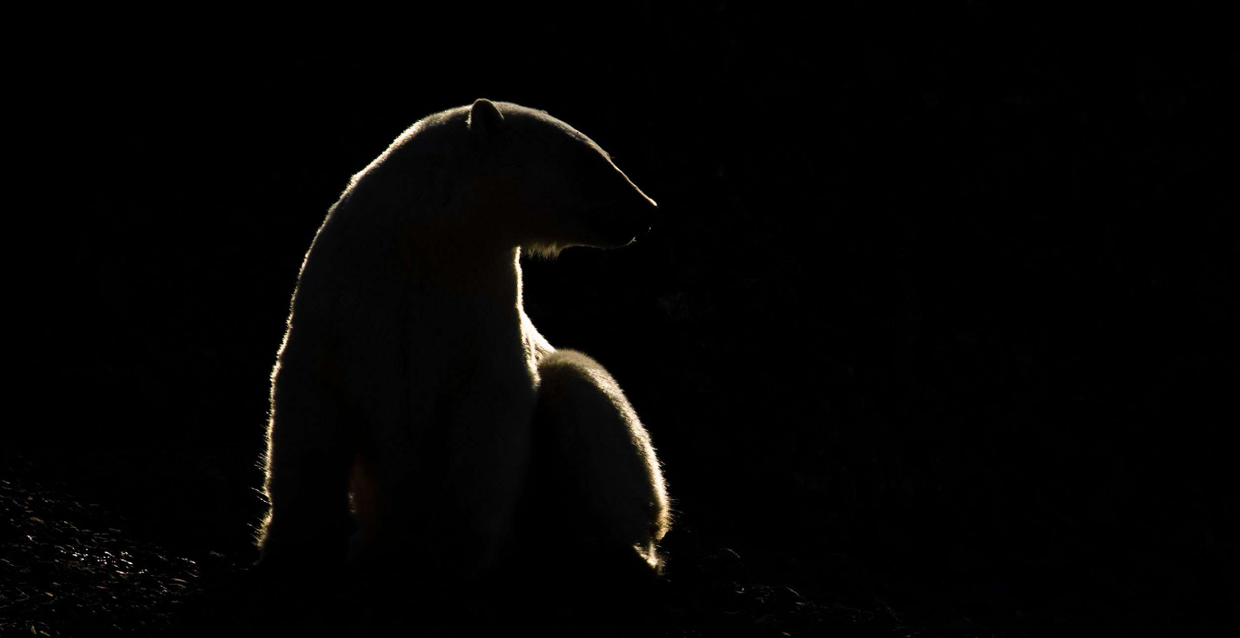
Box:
257, 99, 669, 586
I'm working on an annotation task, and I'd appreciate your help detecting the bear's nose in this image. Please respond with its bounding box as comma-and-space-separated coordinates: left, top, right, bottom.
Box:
639, 197, 657, 236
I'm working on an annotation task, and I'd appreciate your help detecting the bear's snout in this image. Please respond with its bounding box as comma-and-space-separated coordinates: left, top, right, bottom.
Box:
637, 198, 657, 238
625, 177, 658, 236
593, 191, 657, 248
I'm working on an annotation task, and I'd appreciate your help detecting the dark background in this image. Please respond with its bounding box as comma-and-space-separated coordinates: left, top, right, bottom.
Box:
8, 4, 1237, 636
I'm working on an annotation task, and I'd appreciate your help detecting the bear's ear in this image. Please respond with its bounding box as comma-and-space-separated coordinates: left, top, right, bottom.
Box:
468, 98, 504, 143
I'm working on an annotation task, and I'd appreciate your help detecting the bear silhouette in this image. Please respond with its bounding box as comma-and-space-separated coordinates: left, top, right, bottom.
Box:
257, 99, 669, 589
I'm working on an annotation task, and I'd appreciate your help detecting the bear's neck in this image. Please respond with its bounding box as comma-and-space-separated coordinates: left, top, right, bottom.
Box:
407, 244, 525, 314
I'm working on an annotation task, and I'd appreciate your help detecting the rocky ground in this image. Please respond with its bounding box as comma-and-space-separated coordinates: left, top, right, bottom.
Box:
2, 450, 1006, 638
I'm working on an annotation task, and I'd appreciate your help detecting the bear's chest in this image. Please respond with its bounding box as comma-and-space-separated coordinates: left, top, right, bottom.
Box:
404, 304, 540, 423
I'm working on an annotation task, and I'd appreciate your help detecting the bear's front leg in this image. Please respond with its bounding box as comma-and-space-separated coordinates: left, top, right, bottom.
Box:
439, 399, 534, 578
359, 393, 535, 583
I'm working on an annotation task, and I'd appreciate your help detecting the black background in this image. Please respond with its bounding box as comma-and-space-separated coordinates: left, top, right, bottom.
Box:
9, 4, 1237, 636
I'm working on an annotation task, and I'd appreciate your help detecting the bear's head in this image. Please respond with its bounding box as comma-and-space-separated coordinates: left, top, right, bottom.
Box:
464, 99, 658, 257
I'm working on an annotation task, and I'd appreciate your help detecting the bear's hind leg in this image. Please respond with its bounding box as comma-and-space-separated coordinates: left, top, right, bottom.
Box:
526, 350, 670, 577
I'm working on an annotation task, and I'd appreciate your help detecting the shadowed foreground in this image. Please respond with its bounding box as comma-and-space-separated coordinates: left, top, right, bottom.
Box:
3, 451, 993, 637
